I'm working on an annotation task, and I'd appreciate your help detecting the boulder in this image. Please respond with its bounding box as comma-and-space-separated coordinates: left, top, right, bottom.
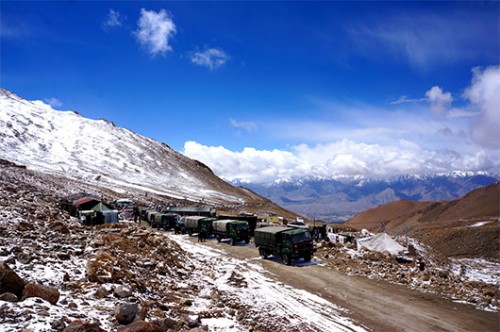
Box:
51, 318, 67, 331
63, 320, 106, 332
0, 262, 25, 298
115, 302, 139, 324
86, 251, 114, 283
189, 327, 208, 332
94, 286, 109, 299
16, 252, 32, 264
117, 320, 163, 332
0, 292, 19, 302
147, 317, 178, 331
184, 315, 201, 328
22, 282, 60, 305
114, 285, 132, 298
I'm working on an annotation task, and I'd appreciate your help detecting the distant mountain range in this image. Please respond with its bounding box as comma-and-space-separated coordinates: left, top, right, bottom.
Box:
238, 173, 498, 222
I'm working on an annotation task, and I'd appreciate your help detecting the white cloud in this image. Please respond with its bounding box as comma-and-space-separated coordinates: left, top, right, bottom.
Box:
183, 141, 303, 183
102, 9, 123, 29
390, 95, 425, 105
134, 8, 176, 57
191, 48, 229, 70
43, 98, 62, 108
182, 66, 499, 184
183, 140, 495, 184
229, 119, 257, 134
425, 86, 453, 116
464, 66, 500, 149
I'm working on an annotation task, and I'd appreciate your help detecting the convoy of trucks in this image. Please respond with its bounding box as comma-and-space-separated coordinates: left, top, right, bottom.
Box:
140, 208, 316, 265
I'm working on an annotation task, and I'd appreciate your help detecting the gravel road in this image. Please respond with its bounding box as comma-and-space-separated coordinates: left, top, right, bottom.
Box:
191, 237, 499, 332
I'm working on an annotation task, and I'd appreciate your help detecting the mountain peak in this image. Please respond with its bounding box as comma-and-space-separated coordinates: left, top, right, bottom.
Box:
0, 88, 263, 206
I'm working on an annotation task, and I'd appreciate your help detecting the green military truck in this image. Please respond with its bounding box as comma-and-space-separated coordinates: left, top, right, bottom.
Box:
184, 216, 216, 236
254, 226, 314, 265
212, 219, 250, 245
158, 213, 180, 230
174, 217, 187, 234
147, 211, 161, 228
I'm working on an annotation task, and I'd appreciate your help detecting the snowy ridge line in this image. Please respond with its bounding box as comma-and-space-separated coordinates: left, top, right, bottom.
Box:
170, 234, 368, 332
0, 88, 251, 205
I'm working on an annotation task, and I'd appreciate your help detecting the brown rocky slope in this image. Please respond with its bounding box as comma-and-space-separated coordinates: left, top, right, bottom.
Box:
347, 182, 500, 259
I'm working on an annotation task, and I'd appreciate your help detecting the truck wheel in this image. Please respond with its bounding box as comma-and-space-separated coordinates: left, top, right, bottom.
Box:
188, 230, 192, 236
303, 254, 312, 262
282, 254, 291, 265
230, 238, 235, 246
217, 235, 221, 243
259, 248, 268, 259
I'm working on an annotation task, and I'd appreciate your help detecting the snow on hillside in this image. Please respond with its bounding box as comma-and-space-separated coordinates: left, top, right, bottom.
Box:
0, 89, 244, 204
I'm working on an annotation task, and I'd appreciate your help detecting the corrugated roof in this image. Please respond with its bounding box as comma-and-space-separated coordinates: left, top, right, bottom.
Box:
166, 206, 215, 213
73, 197, 99, 206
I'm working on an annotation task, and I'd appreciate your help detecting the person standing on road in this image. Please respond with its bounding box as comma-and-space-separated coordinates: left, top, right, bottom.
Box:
133, 206, 139, 223
198, 230, 206, 242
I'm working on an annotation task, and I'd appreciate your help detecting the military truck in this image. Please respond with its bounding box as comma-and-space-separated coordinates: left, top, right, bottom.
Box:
254, 226, 314, 265
174, 217, 187, 234
147, 211, 162, 228
212, 219, 250, 245
158, 213, 180, 230
184, 216, 216, 236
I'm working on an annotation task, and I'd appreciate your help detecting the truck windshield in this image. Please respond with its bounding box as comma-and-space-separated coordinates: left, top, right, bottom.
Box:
292, 231, 311, 243
233, 223, 248, 230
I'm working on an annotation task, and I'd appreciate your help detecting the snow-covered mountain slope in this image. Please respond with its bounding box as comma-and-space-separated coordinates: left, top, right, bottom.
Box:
0, 88, 255, 204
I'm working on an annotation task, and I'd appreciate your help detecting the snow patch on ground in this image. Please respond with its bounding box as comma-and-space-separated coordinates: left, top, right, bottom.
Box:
170, 233, 368, 332
450, 258, 500, 285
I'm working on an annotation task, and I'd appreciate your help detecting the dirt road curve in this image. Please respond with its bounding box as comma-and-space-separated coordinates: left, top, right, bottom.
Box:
198, 239, 499, 332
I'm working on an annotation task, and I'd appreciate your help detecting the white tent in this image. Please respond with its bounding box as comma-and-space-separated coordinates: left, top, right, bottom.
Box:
356, 233, 405, 256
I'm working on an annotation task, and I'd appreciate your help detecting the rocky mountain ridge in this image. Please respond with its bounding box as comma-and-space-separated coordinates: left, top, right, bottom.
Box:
347, 181, 500, 259
0, 88, 272, 208
241, 173, 498, 222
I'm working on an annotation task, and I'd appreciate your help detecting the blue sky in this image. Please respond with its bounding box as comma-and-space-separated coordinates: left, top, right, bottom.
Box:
1, 1, 499, 183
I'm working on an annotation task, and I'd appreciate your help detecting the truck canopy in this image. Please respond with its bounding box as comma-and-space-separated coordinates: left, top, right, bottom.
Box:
254, 226, 311, 246
213, 219, 249, 232
184, 216, 216, 228
254, 226, 290, 235
285, 228, 312, 243
254, 226, 290, 246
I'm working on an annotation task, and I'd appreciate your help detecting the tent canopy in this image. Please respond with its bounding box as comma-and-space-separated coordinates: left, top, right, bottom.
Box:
92, 202, 111, 211
356, 233, 405, 255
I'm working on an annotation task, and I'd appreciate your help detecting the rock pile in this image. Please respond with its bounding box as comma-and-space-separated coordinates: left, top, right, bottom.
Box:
316, 240, 499, 311
0, 164, 213, 331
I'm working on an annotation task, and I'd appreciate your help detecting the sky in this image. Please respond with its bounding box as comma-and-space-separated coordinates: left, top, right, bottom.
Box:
1, 1, 499, 184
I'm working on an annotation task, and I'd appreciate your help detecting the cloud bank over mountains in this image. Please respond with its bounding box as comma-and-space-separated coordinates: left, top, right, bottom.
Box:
184, 66, 500, 184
